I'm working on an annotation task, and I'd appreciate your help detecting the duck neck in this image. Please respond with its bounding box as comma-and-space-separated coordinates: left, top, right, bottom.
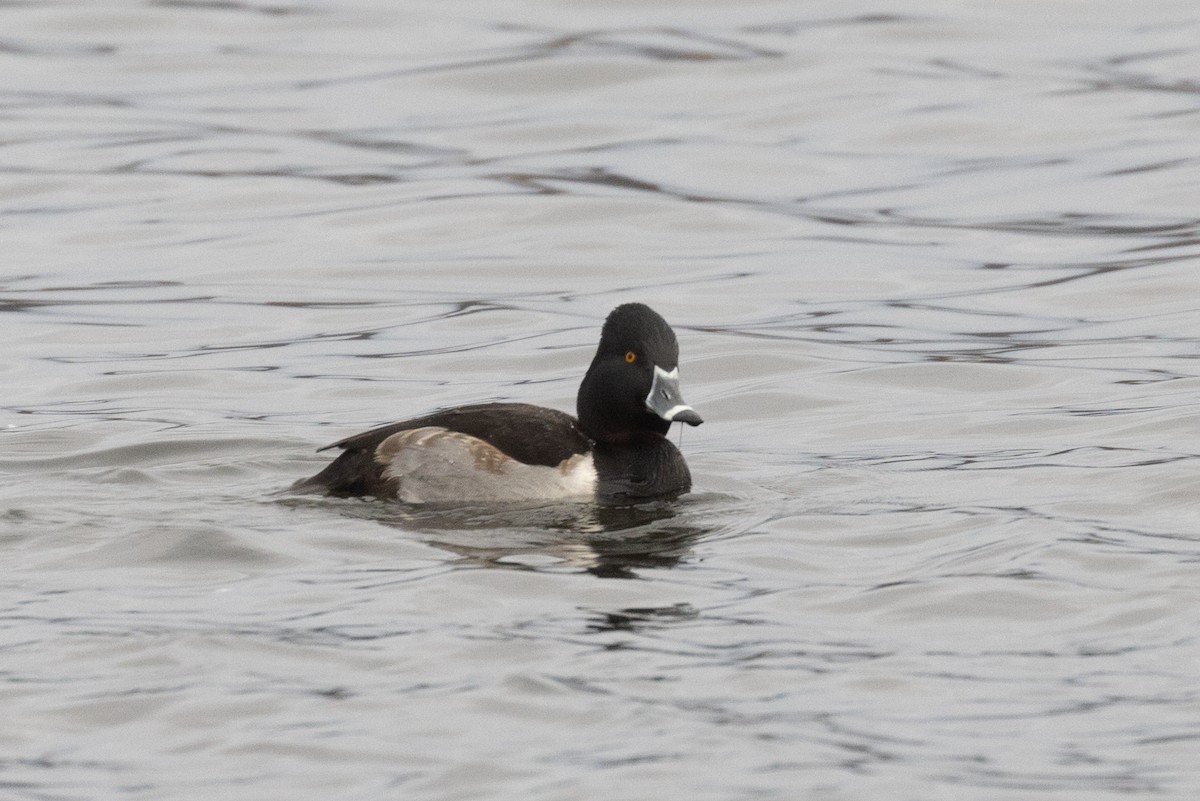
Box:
591, 436, 691, 505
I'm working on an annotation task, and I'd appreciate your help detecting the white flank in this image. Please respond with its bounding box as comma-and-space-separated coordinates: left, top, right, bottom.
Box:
377, 427, 597, 503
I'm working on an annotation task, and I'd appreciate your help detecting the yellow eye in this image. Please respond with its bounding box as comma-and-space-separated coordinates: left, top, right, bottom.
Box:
625, 351, 637, 363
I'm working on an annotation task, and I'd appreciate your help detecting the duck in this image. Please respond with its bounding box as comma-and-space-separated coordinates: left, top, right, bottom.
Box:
293, 303, 703, 505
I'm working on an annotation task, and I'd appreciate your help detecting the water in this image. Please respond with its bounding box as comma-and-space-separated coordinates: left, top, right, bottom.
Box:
3, 1, 1200, 798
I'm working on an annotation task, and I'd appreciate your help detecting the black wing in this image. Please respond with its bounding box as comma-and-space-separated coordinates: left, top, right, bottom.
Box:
294, 402, 591, 498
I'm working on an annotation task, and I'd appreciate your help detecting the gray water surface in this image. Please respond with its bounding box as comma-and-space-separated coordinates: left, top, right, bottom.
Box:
4, 2, 1200, 799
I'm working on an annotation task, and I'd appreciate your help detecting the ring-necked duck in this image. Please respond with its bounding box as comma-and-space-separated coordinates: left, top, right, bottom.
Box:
293, 303, 702, 505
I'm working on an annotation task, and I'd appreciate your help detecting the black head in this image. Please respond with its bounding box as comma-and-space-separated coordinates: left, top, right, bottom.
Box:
576, 303, 703, 443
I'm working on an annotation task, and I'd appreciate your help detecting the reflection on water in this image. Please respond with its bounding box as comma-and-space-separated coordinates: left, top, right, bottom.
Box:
282, 494, 725, 578
585, 602, 699, 633
4, 1, 1200, 800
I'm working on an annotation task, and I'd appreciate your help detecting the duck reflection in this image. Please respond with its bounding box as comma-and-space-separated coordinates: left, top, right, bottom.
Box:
585, 602, 699, 633
366, 500, 709, 578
